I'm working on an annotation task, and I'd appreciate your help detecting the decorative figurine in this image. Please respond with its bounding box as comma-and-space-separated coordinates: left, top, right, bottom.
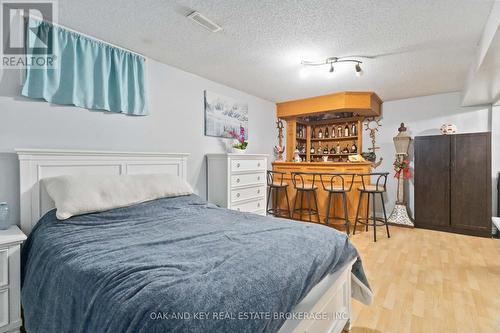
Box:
363, 117, 383, 168
275, 119, 285, 160
440, 123, 457, 135
293, 149, 302, 162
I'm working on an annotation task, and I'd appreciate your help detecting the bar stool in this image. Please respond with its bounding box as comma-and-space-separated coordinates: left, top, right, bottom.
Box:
353, 173, 391, 242
320, 173, 355, 235
291, 172, 321, 223
266, 170, 291, 217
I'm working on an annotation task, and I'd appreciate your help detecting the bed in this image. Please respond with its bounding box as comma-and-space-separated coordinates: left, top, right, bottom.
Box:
17, 149, 373, 333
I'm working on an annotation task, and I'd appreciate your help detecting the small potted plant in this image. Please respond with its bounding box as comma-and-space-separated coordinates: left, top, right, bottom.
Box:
228, 126, 248, 154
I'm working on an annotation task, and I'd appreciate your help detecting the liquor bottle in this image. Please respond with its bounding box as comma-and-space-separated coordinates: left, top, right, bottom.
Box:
344, 124, 350, 137
310, 145, 315, 154
351, 123, 357, 136
330, 146, 335, 154
311, 126, 315, 139
337, 126, 342, 138
317, 141, 322, 154
351, 142, 357, 153
342, 145, 350, 154
323, 144, 329, 154
336, 142, 341, 154
318, 128, 323, 139
332, 126, 336, 138
325, 126, 329, 138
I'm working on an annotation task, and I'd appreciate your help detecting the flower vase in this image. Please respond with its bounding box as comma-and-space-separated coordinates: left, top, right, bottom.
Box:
232, 148, 246, 154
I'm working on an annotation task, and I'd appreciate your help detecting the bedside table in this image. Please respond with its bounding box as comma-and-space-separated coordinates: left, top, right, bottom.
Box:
0, 226, 26, 333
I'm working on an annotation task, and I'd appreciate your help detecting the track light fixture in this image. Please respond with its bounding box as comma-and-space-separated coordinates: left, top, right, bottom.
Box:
355, 63, 363, 77
301, 56, 364, 76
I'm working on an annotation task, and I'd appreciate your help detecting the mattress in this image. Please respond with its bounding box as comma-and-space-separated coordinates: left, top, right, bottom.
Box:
21, 194, 372, 333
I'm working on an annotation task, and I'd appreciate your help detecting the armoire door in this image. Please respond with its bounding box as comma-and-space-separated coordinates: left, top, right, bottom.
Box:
450, 133, 491, 236
414, 135, 451, 229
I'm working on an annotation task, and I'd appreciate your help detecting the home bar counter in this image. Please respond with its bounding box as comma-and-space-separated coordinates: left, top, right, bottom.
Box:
272, 91, 382, 231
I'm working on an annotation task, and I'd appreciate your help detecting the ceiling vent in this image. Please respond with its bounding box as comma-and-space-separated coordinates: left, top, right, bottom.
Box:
187, 11, 222, 33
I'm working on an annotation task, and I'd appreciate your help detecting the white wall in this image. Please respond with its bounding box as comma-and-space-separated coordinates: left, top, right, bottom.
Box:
0, 59, 277, 225
364, 92, 492, 217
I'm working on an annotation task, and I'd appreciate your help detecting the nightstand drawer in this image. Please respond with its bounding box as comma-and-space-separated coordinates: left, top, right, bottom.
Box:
231, 186, 265, 203
0, 288, 8, 328
0, 249, 7, 288
231, 159, 266, 172
232, 198, 265, 213
231, 172, 265, 187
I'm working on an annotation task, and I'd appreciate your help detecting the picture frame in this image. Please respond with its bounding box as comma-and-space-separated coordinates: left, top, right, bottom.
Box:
204, 90, 248, 139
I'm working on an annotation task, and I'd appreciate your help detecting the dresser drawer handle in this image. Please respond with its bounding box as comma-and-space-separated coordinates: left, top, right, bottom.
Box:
237, 208, 241, 211
257, 202, 261, 208
236, 163, 240, 168
257, 162, 261, 167
257, 189, 260, 194
236, 193, 240, 198
257, 176, 260, 181
236, 178, 240, 183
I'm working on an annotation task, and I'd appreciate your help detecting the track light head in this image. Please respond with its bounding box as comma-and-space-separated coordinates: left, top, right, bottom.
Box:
329, 63, 334, 73
355, 63, 363, 77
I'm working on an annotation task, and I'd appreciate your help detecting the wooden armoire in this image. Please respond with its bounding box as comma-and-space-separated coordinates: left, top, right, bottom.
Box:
414, 132, 491, 237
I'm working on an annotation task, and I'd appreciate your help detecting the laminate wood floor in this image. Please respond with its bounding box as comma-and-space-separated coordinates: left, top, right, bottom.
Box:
349, 227, 500, 333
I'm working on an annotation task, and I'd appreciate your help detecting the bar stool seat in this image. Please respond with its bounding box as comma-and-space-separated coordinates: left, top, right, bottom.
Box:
324, 184, 347, 192
321, 173, 354, 235
271, 181, 288, 187
357, 184, 385, 192
353, 173, 391, 242
266, 171, 291, 218
291, 172, 321, 223
295, 184, 318, 190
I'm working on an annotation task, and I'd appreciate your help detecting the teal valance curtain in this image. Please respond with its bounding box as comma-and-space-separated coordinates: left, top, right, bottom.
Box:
22, 18, 148, 116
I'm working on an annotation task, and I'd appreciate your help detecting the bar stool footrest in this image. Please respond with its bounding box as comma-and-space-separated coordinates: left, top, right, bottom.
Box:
293, 208, 320, 216
325, 216, 351, 222
267, 208, 290, 216
355, 217, 388, 226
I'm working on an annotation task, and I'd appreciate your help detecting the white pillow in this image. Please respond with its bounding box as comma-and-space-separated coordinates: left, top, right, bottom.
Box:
43, 173, 193, 220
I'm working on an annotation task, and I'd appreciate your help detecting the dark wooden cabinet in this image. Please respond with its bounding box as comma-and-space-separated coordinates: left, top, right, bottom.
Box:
414, 133, 491, 237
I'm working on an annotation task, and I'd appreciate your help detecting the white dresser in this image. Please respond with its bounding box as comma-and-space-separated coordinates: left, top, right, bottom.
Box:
0, 226, 26, 333
207, 154, 268, 216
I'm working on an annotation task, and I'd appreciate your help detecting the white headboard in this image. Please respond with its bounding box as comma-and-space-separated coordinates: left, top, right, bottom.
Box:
16, 149, 189, 234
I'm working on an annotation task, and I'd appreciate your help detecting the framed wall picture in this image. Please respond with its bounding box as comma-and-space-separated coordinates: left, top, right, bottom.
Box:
204, 90, 248, 139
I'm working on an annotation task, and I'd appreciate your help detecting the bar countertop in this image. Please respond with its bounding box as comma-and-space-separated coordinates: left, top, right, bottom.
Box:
272, 161, 372, 166
271, 159, 372, 229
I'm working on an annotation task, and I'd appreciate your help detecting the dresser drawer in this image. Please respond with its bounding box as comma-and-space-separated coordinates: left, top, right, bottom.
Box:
231, 186, 265, 203
231, 159, 266, 172
231, 172, 266, 187
232, 198, 265, 213
0, 288, 8, 328
0, 249, 7, 288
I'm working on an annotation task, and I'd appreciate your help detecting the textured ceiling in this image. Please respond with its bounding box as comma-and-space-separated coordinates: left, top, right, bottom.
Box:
56, 0, 494, 102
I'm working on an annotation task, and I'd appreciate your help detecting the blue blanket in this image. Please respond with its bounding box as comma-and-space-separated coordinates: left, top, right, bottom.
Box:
22, 194, 371, 333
